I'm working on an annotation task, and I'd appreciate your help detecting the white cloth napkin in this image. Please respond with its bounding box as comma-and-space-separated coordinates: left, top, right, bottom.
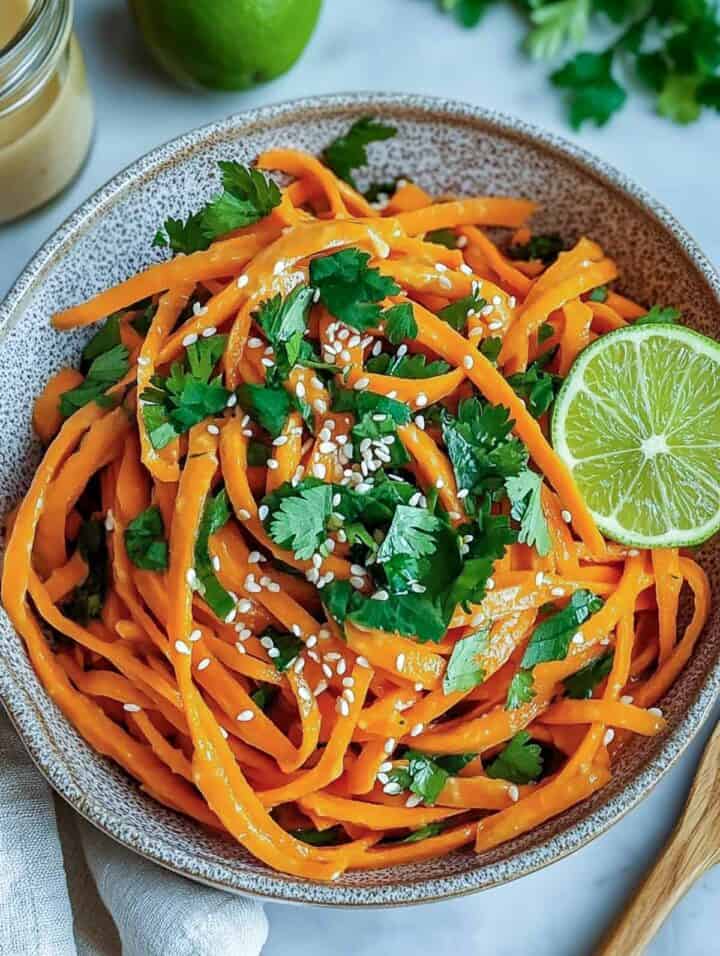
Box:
0, 708, 269, 956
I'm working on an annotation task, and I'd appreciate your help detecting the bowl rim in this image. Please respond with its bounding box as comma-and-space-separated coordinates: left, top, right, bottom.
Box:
1, 91, 719, 907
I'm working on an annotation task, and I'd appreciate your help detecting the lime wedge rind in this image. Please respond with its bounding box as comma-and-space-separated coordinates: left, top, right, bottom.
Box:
552, 322, 720, 549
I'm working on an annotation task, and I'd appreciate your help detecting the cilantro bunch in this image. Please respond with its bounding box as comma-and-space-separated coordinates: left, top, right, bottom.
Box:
438, 0, 720, 128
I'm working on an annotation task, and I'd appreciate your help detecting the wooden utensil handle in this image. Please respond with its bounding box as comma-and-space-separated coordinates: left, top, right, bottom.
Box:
596, 825, 713, 956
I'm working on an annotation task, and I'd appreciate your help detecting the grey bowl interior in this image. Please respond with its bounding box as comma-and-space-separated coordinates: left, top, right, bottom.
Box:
1, 93, 719, 906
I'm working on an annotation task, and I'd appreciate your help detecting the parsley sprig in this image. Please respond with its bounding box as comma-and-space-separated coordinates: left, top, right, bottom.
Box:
140, 335, 229, 449
438, 1, 720, 128
153, 161, 281, 254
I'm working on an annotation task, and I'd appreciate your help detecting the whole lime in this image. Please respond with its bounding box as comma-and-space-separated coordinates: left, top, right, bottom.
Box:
129, 0, 323, 91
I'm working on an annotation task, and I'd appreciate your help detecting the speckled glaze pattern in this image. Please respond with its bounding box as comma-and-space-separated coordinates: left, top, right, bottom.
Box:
0, 94, 718, 907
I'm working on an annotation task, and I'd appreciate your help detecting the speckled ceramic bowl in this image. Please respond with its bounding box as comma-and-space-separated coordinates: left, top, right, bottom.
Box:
1, 93, 718, 907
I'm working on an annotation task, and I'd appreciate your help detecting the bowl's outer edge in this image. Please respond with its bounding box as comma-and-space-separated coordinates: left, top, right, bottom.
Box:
1, 92, 719, 907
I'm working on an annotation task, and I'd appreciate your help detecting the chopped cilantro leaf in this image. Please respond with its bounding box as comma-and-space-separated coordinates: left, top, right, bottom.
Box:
479, 336, 503, 364
588, 286, 609, 303
292, 826, 345, 846
268, 484, 334, 560
564, 652, 614, 699
521, 590, 604, 668
322, 117, 397, 189
366, 351, 451, 378
505, 669, 536, 710
400, 821, 447, 843
506, 468, 551, 556
388, 750, 477, 805
331, 387, 411, 425
438, 291, 486, 333
246, 440, 270, 467
441, 398, 527, 507
636, 305, 682, 326
351, 412, 411, 468
377, 506, 443, 563
443, 627, 488, 694
194, 489, 234, 620
485, 731, 543, 785
507, 349, 562, 419
309, 248, 400, 333
236, 383, 291, 439
383, 302, 418, 344
425, 228, 458, 249
254, 285, 316, 383
141, 336, 229, 448
538, 321, 555, 343
81, 314, 121, 365
507, 234, 564, 265
262, 628, 304, 672
124, 506, 168, 571
250, 684, 278, 711
59, 345, 129, 418
64, 519, 107, 623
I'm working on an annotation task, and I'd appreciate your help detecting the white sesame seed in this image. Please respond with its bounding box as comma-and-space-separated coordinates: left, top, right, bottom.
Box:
267, 459, 279, 470
306, 634, 318, 648
185, 568, 197, 588
561, 510, 572, 524
487, 320, 503, 331
137, 355, 150, 367
508, 784, 520, 802
236, 275, 249, 289
298, 685, 312, 702
189, 628, 202, 643
628, 548, 640, 557
384, 738, 396, 754
354, 377, 370, 390
415, 393, 428, 407
235, 641, 247, 654
551, 587, 565, 597
486, 578, 495, 590
572, 632, 584, 645
104, 510, 115, 532
410, 723, 424, 737
219, 727, 228, 738
236, 709, 254, 722
182, 333, 198, 347
457, 235, 468, 248
356, 656, 370, 669
174, 640, 191, 656
603, 729, 615, 746
648, 707, 663, 717
620, 695, 634, 705
207, 423, 220, 435
372, 589, 389, 601
197, 658, 211, 671
201, 326, 217, 338
237, 599, 252, 613
405, 793, 424, 808
313, 462, 327, 479
238, 509, 251, 520
313, 680, 328, 696
294, 656, 306, 674
463, 355, 474, 369
258, 505, 269, 520
383, 781, 403, 795
123, 703, 141, 713
535, 571, 546, 587
336, 697, 350, 717
435, 477, 445, 489
268, 648, 280, 659
396, 653, 406, 672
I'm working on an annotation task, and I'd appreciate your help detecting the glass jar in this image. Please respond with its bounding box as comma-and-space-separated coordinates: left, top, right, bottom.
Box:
0, 0, 93, 223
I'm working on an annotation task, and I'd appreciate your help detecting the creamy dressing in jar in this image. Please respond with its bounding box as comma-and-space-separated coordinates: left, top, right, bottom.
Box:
0, 0, 93, 223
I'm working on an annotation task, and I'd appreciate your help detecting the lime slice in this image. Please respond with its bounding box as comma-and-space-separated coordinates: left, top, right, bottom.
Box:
552, 323, 720, 548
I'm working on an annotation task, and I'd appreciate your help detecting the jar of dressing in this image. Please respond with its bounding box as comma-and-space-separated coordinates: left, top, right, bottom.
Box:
0, 0, 93, 223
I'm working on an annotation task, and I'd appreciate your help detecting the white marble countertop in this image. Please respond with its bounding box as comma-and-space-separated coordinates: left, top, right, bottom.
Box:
1, 1, 718, 953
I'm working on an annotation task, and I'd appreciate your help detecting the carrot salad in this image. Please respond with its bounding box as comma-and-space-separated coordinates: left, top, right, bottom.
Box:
2, 119, 710, 880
